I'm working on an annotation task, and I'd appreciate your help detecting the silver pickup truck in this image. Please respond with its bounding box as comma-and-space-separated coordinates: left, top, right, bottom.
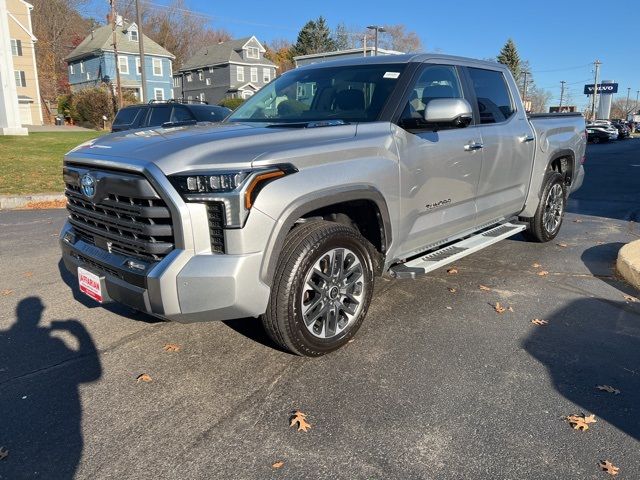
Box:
59, 54, 586, 356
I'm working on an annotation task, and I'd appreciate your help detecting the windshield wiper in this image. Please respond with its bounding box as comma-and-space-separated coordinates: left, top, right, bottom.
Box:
264, 119, 349, 129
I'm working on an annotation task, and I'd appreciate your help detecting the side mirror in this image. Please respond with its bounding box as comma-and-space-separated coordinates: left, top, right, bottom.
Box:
424, 98, 473, 128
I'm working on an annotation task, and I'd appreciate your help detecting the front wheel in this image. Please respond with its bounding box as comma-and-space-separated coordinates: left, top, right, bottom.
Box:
522, 171, 567, 242
262, 221, 375, 356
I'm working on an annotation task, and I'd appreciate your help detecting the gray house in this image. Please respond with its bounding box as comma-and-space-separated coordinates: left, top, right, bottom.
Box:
174, 36, 276, 104
294, 46, 404, 67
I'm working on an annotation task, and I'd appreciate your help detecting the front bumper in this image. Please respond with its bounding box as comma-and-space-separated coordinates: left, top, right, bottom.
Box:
60, 220, 271, 322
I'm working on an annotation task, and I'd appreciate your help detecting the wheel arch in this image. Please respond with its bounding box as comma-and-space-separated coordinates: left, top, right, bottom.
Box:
258, 185, 392, 286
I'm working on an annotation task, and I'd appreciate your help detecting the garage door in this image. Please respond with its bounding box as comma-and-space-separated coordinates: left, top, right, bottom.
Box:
18, 103, 32, 125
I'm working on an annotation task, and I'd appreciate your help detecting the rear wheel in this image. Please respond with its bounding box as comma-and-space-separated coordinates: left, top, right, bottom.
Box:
262, 221, 375, 356
522, 171, 566, 243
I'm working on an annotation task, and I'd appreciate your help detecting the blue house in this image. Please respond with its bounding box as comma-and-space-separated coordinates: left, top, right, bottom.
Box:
65, 22, 175, 102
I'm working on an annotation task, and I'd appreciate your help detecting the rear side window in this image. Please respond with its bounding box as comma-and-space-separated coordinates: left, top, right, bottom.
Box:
147, 106, 172, 127
113, 107, 141, 126
467, 68, 515, 124
190, 106, 230, 122
170, 106, 195, 123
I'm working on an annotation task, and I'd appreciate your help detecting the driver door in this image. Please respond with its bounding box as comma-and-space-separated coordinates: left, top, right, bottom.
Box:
394, 64, 483, 258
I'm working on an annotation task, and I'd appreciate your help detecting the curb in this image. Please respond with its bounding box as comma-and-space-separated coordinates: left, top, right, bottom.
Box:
0, 193, 65, 210
617, 240, 640, 290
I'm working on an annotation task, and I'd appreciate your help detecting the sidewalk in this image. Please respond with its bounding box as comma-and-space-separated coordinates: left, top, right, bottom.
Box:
0, 193, 65, 210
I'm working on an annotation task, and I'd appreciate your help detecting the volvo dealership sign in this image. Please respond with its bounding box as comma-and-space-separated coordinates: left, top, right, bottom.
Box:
583, 83, 618, 94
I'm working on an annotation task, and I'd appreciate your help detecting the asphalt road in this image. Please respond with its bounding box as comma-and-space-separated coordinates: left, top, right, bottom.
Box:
1, 139, 639, 480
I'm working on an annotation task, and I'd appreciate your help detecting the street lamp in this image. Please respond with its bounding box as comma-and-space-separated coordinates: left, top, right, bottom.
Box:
366, 25, 386, 56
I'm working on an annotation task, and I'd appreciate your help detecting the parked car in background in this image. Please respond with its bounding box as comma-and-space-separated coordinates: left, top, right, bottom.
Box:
586, 123, 618, 140
111, 100, 231, 133
610, 120, 630, 139
586, 127, 611, 143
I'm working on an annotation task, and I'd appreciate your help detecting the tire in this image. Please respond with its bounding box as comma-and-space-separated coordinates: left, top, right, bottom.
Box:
262, 220, 375, 356
522, 171, 567, 243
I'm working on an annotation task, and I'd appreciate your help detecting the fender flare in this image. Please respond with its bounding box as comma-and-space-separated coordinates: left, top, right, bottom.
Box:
257, 185, 393, 286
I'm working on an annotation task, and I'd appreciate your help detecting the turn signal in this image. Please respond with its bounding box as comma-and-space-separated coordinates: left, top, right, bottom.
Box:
244, 170, 286, 209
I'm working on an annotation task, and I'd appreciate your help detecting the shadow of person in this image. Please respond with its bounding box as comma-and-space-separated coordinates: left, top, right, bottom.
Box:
0, 297, 102, 479
523, 297, 640, 441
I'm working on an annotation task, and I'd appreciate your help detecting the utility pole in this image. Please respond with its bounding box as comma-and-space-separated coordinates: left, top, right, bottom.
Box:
590, 59, 600, 121
135, 0, 147, 103
625, 87, 631, 118
367, 25, 385, 56
521, 70, 530, 105
636, 90, 639, 114
559, 80, 566, 110
110, 0, 123, 108
363, 34, 367, 57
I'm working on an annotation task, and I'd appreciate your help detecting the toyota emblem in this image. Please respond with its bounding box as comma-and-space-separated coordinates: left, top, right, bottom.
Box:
80, 173, 96, 198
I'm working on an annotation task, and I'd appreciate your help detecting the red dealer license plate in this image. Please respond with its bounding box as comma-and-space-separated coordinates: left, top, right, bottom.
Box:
78, 267, 103, 303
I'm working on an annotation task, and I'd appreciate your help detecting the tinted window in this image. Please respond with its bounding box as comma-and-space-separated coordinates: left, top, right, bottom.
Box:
400, 65, 462, 123
467, 68, 515, 124
113, 107, 142, 126
170, 106, 194, 123
147, 106, 172, 127
191, 106, 231, 122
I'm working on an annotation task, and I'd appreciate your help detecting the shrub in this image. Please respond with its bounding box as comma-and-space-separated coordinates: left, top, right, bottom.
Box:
73, 87, 114, 128
57, 93, 76, 120
218, 97, 245, 110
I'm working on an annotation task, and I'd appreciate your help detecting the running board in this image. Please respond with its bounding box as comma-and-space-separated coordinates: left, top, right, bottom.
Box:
389, 222, 526, 279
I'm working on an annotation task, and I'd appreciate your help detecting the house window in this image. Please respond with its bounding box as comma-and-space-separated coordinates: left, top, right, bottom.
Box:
205, 78, 211, 86
187, 95, 193, 102
198, 71, 203, 81
136, 58, 141, 75
10, 39, 22, 56
186, 72, 192, 82
129, 29, 138, 42
118, 56, 129, 74
263, 68, 271, 83
14, 70, 26, 87
250, 67, 258, 83
80, 62, 84, 73
199, 93, 205, 102
246, 46, 259, 59
154, 88, 164, 101
86, 72, 90, 80
236, 66, 244, 82
152, 58, 162, 76
69, 64, 75, 75
173, 77, 180, 87
209, 67, 214, 73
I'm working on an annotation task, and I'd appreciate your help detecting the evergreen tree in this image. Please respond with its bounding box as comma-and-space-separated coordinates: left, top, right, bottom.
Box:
334, 22, 350, 50
292, 16, 337, 56
496, 38, 521, 80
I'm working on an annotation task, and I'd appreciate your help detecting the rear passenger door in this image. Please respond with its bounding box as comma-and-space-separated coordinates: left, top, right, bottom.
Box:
145, 105, 172, 128
465, 67, 535, 225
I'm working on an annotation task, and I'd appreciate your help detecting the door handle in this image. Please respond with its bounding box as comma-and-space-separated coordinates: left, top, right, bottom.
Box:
464, 142, 484, 151
520, 134, 535, 143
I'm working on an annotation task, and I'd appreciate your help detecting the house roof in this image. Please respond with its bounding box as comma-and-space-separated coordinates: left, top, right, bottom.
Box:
65, 22, 175, 62
293, 47, 405, 62
180, 36, 275, 72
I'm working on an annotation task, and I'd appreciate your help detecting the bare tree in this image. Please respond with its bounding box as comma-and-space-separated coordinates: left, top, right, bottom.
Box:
610, 98, 634, 120
379, 24, 422, 52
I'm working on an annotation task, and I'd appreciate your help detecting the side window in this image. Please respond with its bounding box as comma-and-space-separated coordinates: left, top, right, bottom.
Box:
467, 68, 515, 124
147, 106, 172, 127
113, 107, 141, 126
399, 65, 462, 126
171, 106, 194, 123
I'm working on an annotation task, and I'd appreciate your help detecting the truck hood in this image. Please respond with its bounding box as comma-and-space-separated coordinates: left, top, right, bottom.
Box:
65, 122, 358, 175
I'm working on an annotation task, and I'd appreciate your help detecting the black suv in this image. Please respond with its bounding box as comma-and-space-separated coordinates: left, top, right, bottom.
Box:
111, 100, 231, 133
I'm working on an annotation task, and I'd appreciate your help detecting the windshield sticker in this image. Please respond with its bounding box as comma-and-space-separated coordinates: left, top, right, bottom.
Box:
383, 72, 401, 79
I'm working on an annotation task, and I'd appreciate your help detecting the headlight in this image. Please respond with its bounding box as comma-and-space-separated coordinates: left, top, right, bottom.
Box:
169, 165, 295, 228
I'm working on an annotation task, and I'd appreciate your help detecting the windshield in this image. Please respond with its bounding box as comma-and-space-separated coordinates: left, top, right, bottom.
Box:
227, 63, 407, 123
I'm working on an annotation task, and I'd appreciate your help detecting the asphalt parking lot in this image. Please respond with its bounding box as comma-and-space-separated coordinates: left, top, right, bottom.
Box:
1, 139, 639, 480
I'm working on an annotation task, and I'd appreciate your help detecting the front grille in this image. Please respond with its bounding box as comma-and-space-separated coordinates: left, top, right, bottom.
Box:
206, 202, 226, 253
64, 167, 175, 262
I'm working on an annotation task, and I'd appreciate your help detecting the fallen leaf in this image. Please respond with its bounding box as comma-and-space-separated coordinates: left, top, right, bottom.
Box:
596, 385, 621, 395
24, 199, 67, 210
23, 272, 33, 278
1, 289, 14, 296
623, 294, 638, 303
290, 410, 311, 432
447, 267, 458, 275
448, 287, 457, 293
479, 285, 492, 291
531, 319, 549, 326
557, 242, 568, 248
136, 373, 153, 383
0, 447, 7, 461
508, 306, 514, 312
347, 339, 355, 343
565, 413, 596, 431
599, 460, 619, 476
537, 271, 549, 276
532, 263, 542, 268
573, 219, 583, 223
494, 302, 507, 314
445, 306, 453, 310
272, 461, 284, 469
163, 343, 181, 352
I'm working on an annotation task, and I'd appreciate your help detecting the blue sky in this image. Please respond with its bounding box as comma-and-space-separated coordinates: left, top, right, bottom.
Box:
87, 0, 639, 110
